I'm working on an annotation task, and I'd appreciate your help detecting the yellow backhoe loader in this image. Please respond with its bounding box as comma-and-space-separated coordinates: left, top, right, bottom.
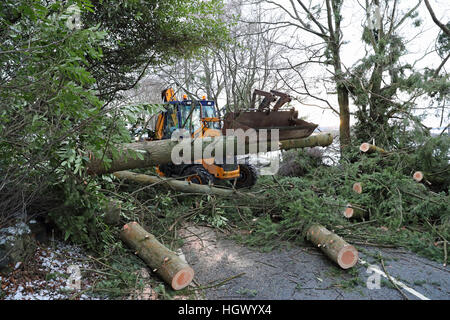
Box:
154, 88, 258, 188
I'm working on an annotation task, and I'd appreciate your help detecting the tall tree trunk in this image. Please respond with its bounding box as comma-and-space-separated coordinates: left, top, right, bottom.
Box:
337, 85, 351, 148
326, 0, 351, 150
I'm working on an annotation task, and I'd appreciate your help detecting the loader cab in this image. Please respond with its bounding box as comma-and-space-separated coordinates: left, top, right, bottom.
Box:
159, 104, 180, 139
163, 100, 201, 138
156, 89, 258, 188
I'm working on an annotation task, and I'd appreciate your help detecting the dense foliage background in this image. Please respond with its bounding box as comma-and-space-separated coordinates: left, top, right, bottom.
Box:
0, 0, 228, 233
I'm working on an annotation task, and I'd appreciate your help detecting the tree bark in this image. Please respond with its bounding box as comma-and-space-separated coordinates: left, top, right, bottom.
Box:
307, 224, 358, 269
87, 139, 177, 175
279, 133, 333, 150
325, 0, 350, 150
87, 133, 333, 175
113, 171, 258, 198
337, 85, 351, 149
120, 222, 194, 290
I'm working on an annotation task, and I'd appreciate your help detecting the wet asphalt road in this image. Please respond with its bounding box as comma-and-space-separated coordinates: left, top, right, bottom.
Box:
180, 225, 449, 300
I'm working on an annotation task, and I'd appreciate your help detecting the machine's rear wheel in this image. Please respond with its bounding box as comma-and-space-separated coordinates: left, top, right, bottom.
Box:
183, 166, 213, 185
235, 164, 258, 189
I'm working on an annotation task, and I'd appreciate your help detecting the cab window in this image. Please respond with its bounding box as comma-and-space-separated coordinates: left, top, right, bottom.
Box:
163, 106, 178, 138
202, 104, 217, 118
191, 104, 201, 133
201, 103, 220, 129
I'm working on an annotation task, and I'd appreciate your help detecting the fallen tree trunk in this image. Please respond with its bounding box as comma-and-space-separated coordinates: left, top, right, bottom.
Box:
120, 222, 194, 290
307, 224, 358, 269
343, 203, 367, 220
87, 133, 333, 175
113, 171, 258, 198
360, 143, 386, 154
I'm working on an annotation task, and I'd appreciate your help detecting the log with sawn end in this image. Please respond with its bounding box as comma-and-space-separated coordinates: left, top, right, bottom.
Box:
360, 143, 386, 154
343, 203, 367, 220
353, 182, 363, 194
307, 224, 358, 269
120, 221, 194, 290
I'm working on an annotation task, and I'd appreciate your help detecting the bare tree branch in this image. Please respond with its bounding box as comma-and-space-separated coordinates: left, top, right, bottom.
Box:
424, 0, 450, 36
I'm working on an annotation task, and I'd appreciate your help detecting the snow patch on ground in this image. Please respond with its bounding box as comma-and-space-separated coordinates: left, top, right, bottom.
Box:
1, 241, 106, 300
0, 222, 31, 245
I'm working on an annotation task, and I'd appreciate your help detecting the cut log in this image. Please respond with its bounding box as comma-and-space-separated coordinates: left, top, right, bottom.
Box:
359, 143, 386, 154
412, 170, 449, 186
113, 171, 257, 198
307, 224, 358, 269
413, 171, 425, 182
353, 182, 363, 194
87, 133, 333, 175
120, 222, 194, 290
343, 203, 367, 220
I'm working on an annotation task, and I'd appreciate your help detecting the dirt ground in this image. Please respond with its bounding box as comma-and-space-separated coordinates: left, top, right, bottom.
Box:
179, 225, 450, 300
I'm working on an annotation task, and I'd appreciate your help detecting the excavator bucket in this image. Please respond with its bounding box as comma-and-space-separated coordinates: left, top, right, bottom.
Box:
222, 89, 318, 141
